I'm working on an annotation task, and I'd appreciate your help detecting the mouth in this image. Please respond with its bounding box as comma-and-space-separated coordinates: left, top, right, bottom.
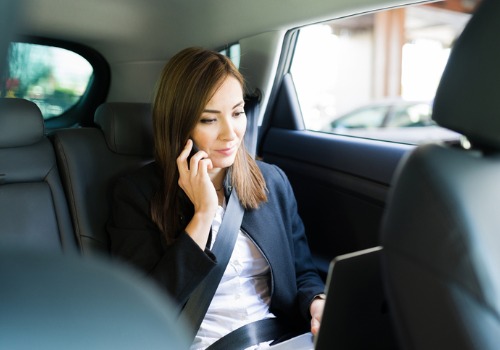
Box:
216, 145, 237, 156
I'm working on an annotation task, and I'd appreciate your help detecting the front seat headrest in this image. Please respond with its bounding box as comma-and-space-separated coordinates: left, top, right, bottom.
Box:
0, 98, 44, 148
432, 0, 500, 150
0, 246, 190, 349
94, 102, 153, 157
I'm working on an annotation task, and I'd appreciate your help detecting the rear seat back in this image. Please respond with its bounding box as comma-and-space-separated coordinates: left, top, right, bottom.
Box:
0, 98, 76, 251
51, 102, 153, 255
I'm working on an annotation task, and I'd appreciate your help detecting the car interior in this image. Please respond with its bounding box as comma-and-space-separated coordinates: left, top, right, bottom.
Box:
1, 0, 496, 348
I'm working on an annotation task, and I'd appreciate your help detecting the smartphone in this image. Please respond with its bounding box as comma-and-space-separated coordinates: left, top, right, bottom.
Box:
187, 143, 200, 169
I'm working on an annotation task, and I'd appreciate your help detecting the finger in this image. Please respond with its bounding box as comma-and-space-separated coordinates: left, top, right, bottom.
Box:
181, 139, 193, 158
311, 317, 320, 335
188, 151, 209, 177
196, 158, 213, 177
176, 139, 193, 173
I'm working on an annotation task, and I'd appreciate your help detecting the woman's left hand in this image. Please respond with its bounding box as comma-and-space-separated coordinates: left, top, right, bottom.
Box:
310, 296, 325, 336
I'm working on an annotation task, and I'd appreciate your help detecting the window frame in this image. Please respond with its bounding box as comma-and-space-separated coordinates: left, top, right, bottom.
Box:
11, 36, 110, 130
282, 6, 466, 146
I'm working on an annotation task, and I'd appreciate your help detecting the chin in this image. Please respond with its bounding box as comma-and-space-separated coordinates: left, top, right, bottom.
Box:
213, 157, 236, 169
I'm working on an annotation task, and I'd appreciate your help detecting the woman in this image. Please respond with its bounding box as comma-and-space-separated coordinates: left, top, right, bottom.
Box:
107, 47, 325, 349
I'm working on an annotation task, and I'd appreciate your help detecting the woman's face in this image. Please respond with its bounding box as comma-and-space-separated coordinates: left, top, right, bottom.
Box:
191, 75, 246, 172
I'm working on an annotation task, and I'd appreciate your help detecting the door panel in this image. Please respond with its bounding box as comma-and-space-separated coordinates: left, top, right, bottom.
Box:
259, 79, 413, 277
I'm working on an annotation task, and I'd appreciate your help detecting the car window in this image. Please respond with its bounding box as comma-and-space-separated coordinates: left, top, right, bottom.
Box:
328, 105, 388, 130
290, 3, 472, 144
1, 42, 93, 120
220, 43, 241, 69
387, 103, 432, 128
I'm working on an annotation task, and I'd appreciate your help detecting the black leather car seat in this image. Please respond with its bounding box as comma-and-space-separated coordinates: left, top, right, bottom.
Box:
0, 98, 76, 251
380, 0, 500, 349
51, 102, 153, 255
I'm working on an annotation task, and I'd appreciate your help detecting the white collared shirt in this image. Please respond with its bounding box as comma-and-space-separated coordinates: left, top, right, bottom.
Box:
190, 204, 275, 350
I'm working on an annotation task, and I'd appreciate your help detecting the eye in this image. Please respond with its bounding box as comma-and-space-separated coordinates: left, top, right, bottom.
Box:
200, 117, 217, 124
234, 110, 245, 117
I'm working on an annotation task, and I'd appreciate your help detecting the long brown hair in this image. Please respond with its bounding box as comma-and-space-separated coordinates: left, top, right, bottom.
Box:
151, 47, 267, 245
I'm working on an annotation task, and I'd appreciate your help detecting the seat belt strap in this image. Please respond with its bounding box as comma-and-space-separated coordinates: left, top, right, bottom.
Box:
206, 318, 293, 350
181, 189, 244, 338
244, 91, 261, 158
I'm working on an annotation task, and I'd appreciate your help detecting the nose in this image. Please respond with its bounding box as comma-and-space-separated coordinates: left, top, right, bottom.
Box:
219, 116, 236, 141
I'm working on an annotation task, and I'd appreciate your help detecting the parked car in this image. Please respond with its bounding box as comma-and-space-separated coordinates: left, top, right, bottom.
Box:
321, 99, 461, 144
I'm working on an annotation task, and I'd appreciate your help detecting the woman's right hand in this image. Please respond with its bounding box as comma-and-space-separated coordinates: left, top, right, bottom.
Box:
176, 139, 218, 249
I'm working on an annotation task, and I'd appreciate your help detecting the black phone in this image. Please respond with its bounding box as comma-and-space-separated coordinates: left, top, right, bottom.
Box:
187, 143, 200, 169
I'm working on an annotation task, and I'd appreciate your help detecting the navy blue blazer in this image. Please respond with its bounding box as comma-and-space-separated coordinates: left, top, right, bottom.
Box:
107, 160, 324, 328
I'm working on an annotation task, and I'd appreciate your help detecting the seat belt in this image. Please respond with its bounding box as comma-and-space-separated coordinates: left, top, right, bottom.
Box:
244, 90, 261, 158
181, 188, 296, 348
181, 188, 245, 338
206, 318, 299, 350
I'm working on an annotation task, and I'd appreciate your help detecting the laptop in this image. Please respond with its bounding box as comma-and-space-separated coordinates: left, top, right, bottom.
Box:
270, 246, 398, 349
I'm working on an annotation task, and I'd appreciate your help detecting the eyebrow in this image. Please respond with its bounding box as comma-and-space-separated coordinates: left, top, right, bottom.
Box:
203, 101, 245, 114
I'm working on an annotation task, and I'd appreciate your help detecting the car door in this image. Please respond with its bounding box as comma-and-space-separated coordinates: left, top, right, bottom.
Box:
259, 72, 412, 277
257, 4, 468, 277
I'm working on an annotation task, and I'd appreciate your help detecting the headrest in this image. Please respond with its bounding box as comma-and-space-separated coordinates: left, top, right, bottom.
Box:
0, 246, 190, 349
0, 98, 44, 148
94, 102, 154, 157
432, 0, 500, 150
